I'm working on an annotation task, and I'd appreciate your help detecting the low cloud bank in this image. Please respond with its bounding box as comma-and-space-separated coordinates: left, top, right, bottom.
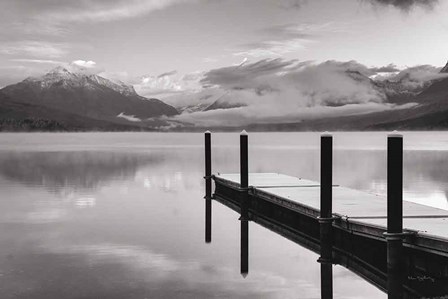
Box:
160, 58, 446, 127
362, 0, 439, 11
379, 65, 448, 89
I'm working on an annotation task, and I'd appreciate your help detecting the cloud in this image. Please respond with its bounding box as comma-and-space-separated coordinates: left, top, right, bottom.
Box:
67, 60, 104, 75
369, 63, 400, 73
278, 0, 308, 9
201, 58, 295, 89
263, 22, 348, 37
99, 71, 133, 83
362, 0, 439, 11
0, 41, 68, 58
163, 59, 448, 127
9, 59, 63, 65
117, 112, 142, 122
234, 39, 312, 57
234, 22, 348, 58
382, 64, 448, 89
133, 70, 204, 98
71, 60, 96, 68
0, 63, 54, 87
9, 20, 70, 36
171, 101, 412, 127
163, 58, 402, 126
35, 0, 192, 24
158, 70, 178, 78
0, 0, 194, 37
202, 57, 218, 63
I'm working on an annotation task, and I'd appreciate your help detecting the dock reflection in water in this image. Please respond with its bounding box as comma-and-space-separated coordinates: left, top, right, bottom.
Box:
208, 193, 448, 299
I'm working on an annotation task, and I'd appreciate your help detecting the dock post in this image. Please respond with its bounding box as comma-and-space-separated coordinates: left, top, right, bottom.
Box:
318, 132, 333, 299
319, 132, 333, 258
385, 131, 404, 298
204, 130, 212, 243
320, 132, 333, 222
240, 130, 249, 276
240, 130, 249, 220
240, 130, 248, 191
205, 130, 212, 199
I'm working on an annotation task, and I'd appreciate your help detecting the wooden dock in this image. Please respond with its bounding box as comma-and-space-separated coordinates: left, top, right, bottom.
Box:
213, 173, 448, 298
216, 173, 448, 241
204, 131, 448, 298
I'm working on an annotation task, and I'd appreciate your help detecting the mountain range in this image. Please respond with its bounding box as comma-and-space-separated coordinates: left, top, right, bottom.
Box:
2, 62, 448, 131
166, 61, 448, 131
0, 67, 178, 131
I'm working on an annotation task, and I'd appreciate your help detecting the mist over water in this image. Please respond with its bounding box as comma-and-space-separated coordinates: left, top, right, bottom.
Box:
0, 132, 447, 298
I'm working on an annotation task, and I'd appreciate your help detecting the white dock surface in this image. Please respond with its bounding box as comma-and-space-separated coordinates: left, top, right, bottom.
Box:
216, 173, 448, 239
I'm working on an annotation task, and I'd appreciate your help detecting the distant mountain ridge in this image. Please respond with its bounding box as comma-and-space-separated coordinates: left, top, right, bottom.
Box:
3, 62, 448, 131
0, 67, 178, 131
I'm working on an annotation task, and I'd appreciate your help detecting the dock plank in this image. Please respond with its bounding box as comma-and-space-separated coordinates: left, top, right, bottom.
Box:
217, 173, 319, 187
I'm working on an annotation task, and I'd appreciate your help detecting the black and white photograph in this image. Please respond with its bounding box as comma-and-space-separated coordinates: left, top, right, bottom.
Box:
1, 0, 448, 298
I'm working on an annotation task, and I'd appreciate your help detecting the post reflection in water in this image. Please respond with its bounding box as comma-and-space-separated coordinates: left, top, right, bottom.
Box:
319, 262, 333, 299
239, 196, 249, 276
240, 218, 249, 276
387, 237, 404, 299
318, 221, 333, 299
240, 183, 249, 276
205, 198, 212, 243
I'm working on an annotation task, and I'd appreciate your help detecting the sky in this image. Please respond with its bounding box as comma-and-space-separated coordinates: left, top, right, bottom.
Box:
1, 0, 448, 89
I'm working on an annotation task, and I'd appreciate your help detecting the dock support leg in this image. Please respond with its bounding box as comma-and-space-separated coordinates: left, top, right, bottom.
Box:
385, 132, 404, 299
204, 130, 212, 243
318, 132, 334, 299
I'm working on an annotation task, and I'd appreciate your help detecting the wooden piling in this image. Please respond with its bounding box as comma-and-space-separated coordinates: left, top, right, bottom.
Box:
387, 131, 403, 234
385, 131, 404, 298
240, 130, 248, 190
320, 132, 332, 220
319, 132, 333, 262
204, 130, 212, 199
239, 130, 249, 220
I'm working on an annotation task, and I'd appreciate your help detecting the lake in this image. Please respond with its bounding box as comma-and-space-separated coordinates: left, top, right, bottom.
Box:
1, 132, 448, 299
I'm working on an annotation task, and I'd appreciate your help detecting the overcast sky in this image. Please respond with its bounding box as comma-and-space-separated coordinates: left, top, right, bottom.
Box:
1, 0, 447, 86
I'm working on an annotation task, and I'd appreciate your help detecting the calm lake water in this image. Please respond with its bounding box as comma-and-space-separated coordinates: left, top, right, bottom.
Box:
1, 132, 448, 299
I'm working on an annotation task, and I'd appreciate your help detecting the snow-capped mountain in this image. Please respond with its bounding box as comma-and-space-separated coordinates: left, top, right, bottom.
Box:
24, 66, 138, 97
0, 66, 178, 130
